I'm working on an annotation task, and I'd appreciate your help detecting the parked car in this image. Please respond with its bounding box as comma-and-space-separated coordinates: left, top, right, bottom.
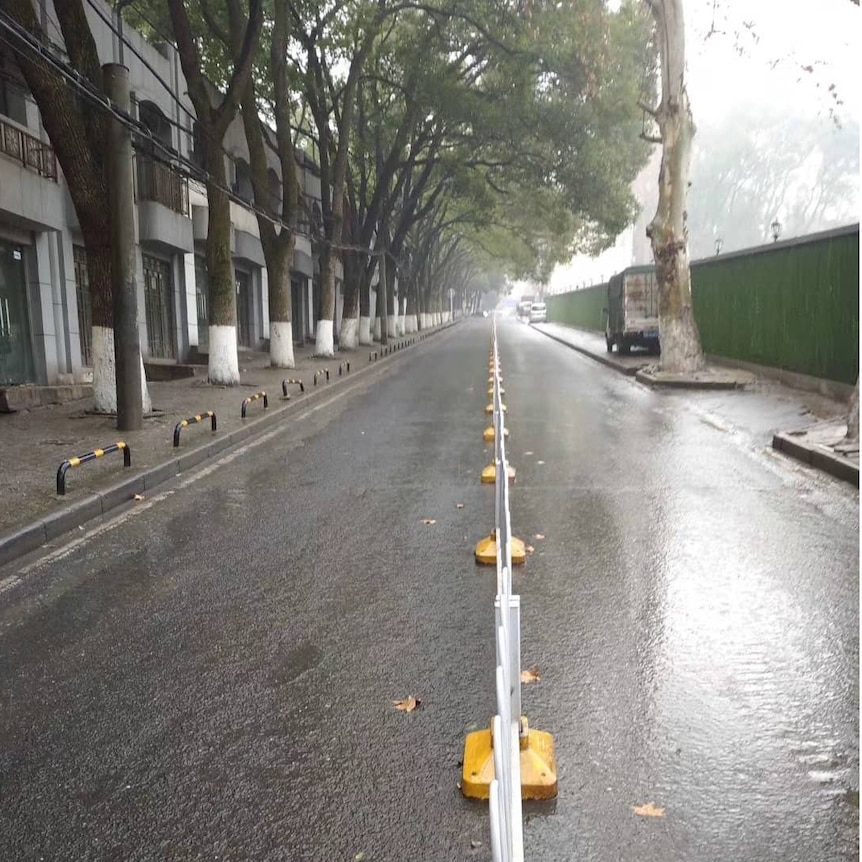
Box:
529, 302, 547, 323
604, 266, 660, 354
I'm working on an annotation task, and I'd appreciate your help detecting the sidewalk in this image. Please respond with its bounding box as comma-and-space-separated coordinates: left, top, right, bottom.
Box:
532, 321, 859, 488
0, 326, 449, 567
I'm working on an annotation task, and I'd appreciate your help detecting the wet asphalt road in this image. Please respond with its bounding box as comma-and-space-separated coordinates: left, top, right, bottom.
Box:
0, 319, 857, 862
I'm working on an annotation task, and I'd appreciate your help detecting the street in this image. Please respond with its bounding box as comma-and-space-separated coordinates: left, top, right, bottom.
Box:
0, 319, 857, 861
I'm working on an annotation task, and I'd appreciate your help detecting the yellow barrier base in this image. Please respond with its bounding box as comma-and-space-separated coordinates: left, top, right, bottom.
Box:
474, 531, 526, 565
483, 426, 509, 442
485, 402, 507, 415
461, 720, 558, 800
481, 463, 516, 484
487, 386, 505, 396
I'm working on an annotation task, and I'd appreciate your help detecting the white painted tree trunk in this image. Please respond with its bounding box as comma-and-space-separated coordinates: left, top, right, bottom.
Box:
208, 325, 240, 385
340, 316, 359, 350
269, 320, 295, 368
359, 316, 372, 344
387, 315, 398, 338
647, 0, 705, 374
405, 314, 418, 333
846, 375, 859, 441
92, 325, 152, 414
314, 319, 335, 357
373, 317, 381, 341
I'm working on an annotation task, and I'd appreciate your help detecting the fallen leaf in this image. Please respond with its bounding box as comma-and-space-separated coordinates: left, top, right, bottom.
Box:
633, 802, 665, 817
535, 533, 545, 540
471, 839, 483, 849
526, 545, 535, 554
393, 696, 422, 712
133, 494, 145, 501
521, 667, 541, 683
536, 460, 545, 465
524, 451, 534, 456
456, 503, 465, 509
421, 519, 437, 525
354, 854, 366, 861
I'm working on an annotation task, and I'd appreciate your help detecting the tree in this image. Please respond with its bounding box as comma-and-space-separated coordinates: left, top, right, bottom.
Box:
1, 0, 151, 413
167, 0, 263, 384
640, 0, 705, 373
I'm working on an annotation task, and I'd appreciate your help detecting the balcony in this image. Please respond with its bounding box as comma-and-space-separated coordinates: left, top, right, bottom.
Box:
135, 155, 189, 216
0, 117, 57, 181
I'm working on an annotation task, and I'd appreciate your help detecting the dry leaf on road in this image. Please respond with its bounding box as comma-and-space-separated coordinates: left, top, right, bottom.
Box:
521, 667, 541, 683
421, 519, 437, 525
393, 696, 422, 712
526, 545, 535, 554
536, 460, 545, 465
456, 503, 465, 509
633, 802, 665, 817
132, 494, 145, 501
523, 451, 534, 456
535, 533, 545, 540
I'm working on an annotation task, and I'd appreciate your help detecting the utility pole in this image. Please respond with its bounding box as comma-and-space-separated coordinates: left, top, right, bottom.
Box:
104, 63, 143, 430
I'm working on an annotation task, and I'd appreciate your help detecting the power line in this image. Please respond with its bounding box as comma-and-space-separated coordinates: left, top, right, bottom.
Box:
0, 8, 387, 258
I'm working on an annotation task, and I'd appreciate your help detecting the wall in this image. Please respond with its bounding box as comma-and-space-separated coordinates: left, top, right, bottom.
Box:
546, 284, 606, 333
544, 224, 859, 385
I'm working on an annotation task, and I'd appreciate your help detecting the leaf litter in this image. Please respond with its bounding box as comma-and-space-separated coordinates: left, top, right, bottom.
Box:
393, 696, 422, 712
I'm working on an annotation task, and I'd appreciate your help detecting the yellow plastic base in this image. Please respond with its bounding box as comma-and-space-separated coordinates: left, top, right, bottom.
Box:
481, 463, 516, 484
485, 402, 507, 415
483, 426, 509, 442
487, 386, 505, 396
474, 531, 526, 565
461, 722, 558, 800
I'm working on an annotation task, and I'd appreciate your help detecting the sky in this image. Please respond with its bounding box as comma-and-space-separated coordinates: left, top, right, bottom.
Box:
537, 0, 860, 297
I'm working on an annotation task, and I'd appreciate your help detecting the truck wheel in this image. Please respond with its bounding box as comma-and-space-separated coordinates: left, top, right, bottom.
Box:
605, 335, 613, 353
618, 337, 630, 356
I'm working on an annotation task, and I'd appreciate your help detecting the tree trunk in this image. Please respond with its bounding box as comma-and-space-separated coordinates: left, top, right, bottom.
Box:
339, 250, 360, 349
646, 0, 705, 374
203, 148, 240, 384
405, 281, 418, 333
266, 243, 295, 367
315, 250, 337, 355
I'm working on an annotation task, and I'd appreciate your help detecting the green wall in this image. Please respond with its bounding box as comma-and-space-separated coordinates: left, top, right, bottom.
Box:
546, 284, 606, 332
690, 227, 858, 384
545, 226, 859, 384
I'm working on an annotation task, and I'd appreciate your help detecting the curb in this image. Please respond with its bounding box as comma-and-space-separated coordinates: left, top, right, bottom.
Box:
635, 369, 751, 390
772, 432, 860, 487
533, 327, 644, 376
0, 322, 461, 570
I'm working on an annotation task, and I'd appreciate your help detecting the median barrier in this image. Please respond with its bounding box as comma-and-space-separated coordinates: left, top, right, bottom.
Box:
241, 391, 268, 418
173, 411, 216, 448
57, 441, 130, 496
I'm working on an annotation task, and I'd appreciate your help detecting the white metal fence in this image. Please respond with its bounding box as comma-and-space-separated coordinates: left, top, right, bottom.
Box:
488, 324, 525, 862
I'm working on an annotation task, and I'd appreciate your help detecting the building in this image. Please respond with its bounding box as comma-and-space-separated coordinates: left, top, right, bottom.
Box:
0, 0, 327, 390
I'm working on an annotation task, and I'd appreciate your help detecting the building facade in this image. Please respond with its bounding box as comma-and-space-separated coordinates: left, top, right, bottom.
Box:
0, 0, 327, 388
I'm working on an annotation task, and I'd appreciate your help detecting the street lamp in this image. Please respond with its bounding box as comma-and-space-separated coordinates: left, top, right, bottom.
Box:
770, 218, 782, 243
715, 237, 723, 255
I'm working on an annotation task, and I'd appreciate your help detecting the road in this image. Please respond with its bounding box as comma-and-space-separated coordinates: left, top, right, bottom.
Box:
0, 319, 857, 861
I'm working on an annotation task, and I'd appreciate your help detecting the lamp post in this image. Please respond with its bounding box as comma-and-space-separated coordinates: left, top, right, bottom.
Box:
770, 218, 782, 243
715, 237, 723, 255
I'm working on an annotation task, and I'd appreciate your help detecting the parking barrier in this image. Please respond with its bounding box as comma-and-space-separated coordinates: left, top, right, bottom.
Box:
56, 441, 130, 496
281, 378, 305, 398
464, 324, 557, 861
369, 351, 378, 361
314, 368, 330, 385
338, 361, 351, 376
241, 391, 268, 418
172, 411, 216, 447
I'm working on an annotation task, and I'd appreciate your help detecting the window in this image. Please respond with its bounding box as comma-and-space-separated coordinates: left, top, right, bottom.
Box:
0, 51, 28, 126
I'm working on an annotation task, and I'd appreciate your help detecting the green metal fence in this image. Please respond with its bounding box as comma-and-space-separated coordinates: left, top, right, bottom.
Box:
545, 225, 859, 384
546, 284, 606, 333
691, 226, 858, 385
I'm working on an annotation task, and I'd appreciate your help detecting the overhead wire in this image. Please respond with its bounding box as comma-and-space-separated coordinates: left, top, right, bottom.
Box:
0, 7, 390, 258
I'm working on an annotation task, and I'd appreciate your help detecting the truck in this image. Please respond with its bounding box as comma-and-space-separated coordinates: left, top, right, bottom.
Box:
517, 295, 535, 321
604, 265, 660, 355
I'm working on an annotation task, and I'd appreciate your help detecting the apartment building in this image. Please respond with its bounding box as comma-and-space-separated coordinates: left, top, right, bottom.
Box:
0, 0, 326, 389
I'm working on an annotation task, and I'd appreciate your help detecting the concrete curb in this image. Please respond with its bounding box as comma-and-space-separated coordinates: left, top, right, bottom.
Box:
0, 322, 461, 570
772, 432, 860, 487
534, 327, 644, 376
635, 369, 752, 390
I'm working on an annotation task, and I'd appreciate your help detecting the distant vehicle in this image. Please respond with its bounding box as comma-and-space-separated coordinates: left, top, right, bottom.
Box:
604, 266, 660, 355
517, 300, 533, 320
529, 302, 547, 323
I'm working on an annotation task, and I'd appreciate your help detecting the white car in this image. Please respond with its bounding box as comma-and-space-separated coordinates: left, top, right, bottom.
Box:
529, 302, 547, 323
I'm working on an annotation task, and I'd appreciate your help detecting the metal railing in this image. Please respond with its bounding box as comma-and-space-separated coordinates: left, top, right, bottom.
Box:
135, 155, 189, 215
489, 325, 525, 862
0, 117, 58, 180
